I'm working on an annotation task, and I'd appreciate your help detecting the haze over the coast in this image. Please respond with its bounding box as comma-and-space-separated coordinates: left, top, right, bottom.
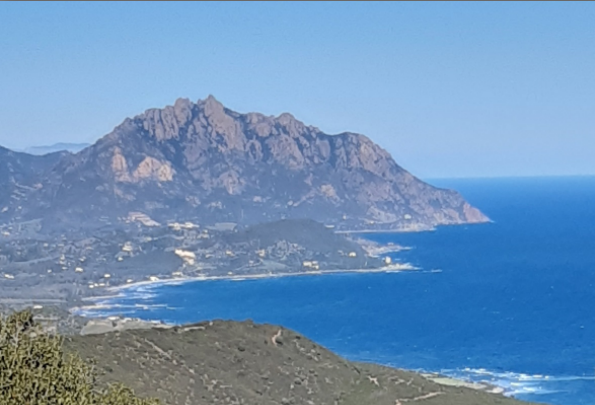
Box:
1, 2, 594, 178
1, 3, 595, 405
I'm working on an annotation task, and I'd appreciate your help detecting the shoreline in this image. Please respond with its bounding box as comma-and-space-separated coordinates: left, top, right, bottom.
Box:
92, 232, 418, 298
419, 372, 505, 395
73, 263, 418, 313
112, 262, 417, 291
336, 228, 436, 234
336, 220, 494, 235
69, 264, 522, 400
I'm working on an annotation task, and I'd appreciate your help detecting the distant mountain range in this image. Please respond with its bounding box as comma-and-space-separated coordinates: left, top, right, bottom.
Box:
0, 146, 66, 212
0, 96, 488, 231
22, 143, 91, 155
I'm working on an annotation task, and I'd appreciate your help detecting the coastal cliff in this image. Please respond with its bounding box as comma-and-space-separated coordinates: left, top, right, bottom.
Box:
1, 96, 488, 231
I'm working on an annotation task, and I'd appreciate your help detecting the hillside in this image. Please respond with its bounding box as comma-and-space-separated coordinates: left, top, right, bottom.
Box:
0, 147, 65, 223
66, 319, 534, 405
0, 218, 387, 310
1, 96, 488, 231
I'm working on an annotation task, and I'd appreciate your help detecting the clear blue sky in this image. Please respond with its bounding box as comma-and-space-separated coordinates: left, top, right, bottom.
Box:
1, 2, 594, 178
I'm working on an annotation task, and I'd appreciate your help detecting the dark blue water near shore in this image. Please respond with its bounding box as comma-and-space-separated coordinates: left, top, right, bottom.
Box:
82, 177, 595, 405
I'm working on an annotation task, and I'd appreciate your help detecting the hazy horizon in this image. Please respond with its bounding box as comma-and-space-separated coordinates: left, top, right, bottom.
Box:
1, 2, 594, 178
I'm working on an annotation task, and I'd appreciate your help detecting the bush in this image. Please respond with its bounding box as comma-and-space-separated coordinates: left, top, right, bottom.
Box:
0, 310, 160, 405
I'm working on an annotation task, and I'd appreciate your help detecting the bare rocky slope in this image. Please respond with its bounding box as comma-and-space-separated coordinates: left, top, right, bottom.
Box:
65, 320, 534, 405
3, 96, 488, 231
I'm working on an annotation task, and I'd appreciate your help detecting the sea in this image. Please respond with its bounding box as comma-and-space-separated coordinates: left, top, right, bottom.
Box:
78, 176, 595, 405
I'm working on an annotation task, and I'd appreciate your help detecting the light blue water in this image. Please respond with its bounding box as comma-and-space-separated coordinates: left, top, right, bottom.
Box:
79, 177, 595, 405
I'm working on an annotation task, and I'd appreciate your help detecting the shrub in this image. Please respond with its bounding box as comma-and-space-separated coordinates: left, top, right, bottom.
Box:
0, 310, 160, 405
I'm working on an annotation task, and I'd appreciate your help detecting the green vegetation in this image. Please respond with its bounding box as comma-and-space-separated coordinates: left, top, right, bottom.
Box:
0, 310, 159, 405
1, 310, 535, 405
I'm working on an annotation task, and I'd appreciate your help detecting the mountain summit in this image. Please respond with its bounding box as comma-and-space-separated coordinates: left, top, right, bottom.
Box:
8, 96, 488, 230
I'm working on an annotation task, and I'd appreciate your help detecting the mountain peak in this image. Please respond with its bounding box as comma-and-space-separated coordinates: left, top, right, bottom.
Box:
201, 94, 224, 113
1, 97, 489, 231
277, 112, 296, 121
276, 112, 301, 127
173, 97, 193, 112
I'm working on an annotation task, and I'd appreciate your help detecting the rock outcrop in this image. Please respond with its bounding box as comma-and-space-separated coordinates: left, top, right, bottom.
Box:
3, 96, 489, 231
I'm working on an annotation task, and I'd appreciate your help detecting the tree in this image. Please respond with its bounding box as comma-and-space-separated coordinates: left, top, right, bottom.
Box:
0, 310, 160, 405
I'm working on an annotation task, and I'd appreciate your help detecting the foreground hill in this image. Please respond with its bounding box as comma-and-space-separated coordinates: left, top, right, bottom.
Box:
65, 319, 534, 405
4, 96, 488, 231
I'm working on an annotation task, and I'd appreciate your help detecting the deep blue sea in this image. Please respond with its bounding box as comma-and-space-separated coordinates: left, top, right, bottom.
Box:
80, 177, 595, 405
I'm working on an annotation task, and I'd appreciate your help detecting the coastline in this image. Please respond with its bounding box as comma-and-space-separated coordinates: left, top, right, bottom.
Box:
336, 227, 436, 234
58, 230, 419, 315
73, 263, 418, 313
420, 373, 506, 395
69, 262, 521, 400
70, 232, 517, 400
337, 220, 494, 235
113, 262, 417, 291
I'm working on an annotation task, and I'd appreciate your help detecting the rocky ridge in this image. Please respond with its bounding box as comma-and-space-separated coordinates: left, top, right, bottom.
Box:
2, 96, 488, 231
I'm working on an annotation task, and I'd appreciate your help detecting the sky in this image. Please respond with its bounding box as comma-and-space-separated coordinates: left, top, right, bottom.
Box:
1, 2, 594, 178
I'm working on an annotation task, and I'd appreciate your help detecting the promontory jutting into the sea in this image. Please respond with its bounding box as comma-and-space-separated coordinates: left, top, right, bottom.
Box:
3, 3, 594, 405
0, 95, 488, 302
0, 95, 521, 405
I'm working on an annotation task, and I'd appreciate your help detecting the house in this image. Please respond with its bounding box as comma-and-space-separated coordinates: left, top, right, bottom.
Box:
175, 249, 196, 265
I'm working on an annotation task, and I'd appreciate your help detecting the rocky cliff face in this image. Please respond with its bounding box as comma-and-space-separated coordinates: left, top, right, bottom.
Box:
8, 96, 488, 230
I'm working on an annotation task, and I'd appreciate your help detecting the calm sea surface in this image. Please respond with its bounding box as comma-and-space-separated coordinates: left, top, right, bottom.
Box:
80, 177, 595, 405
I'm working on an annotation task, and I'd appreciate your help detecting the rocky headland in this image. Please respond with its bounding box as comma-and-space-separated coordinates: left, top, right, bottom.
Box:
1, 96, 488, 233
0, 96, 489, 310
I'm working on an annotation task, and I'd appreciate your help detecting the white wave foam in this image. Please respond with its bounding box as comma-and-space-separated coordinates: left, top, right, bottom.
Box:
72, 284, 163, 317
441, 367, 595, 397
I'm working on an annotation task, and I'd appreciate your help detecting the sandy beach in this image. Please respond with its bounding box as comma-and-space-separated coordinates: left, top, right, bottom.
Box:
73, 263, 417, 313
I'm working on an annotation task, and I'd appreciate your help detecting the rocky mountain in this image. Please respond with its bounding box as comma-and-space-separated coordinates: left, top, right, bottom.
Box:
3, 96, 488, 231
0, 147, 66, 223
